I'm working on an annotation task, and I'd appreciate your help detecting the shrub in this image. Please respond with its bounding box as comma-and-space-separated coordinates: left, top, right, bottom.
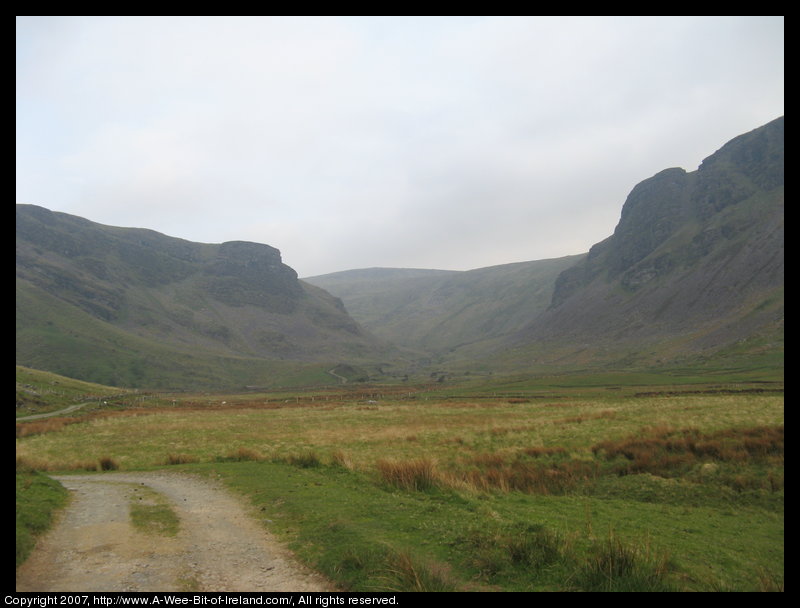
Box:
98, 457, 119, 471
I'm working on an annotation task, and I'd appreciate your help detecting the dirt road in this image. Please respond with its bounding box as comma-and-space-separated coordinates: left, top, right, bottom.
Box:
16, 401, 93, 421
15, 471, 333, 592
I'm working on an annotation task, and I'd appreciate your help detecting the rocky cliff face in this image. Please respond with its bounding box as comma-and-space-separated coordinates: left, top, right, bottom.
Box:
522, 116, 784, 361
202, 241, 303, 312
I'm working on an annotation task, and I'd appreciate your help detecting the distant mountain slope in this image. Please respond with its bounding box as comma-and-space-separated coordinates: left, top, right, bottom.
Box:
512, 116, 784, 365
308, 117, 783, 371
305, 255, 583, 357
16, 205, 386, 388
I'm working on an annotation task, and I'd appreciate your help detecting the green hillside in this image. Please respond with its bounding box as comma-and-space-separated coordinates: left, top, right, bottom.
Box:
15, 365, 132, 418
16, 205, 389, 389
305, 255, 583, 359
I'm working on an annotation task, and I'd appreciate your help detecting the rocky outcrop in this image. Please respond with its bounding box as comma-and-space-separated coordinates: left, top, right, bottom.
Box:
520, 116, 784, 361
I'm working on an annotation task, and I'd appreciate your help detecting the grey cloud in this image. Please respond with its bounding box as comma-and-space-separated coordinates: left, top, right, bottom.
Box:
16, 16, 784, 276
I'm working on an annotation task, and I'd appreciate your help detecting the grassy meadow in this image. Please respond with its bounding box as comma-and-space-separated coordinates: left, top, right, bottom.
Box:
16, 369, 783, 591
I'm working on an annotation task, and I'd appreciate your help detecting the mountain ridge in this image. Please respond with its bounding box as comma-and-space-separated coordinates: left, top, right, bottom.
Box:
511, 116, 784, 365
16, 204, 389, 388
16, 116, 783, 386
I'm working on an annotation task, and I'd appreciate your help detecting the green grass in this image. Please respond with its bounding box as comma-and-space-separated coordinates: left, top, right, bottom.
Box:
15, 365, 133, 418
155, 458, 781, 591
16, 466, 69, 569
17, 282, 337, 391
422, 364, 784, 400
16, 374, 783, 591
572, 529, 675, 592
129, 486, 180, 537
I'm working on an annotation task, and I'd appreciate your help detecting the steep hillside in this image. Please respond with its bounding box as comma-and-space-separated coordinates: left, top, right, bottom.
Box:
305, 255, 583, 358
16, 205, 387, 389
511, 116, 784, 366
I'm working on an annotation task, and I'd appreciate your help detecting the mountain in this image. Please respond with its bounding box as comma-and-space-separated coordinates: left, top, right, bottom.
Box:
16, 117, 784, 387
509, 116, 784, 366
307, 117, 783, 372
304, 256, 583, 359
16, 205, 387, 389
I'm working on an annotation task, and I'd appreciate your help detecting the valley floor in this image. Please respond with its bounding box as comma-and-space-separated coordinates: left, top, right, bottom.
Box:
16, 374, 784, 592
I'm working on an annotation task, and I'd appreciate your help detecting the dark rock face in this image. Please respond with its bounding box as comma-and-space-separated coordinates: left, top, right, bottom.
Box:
697, 116, 785, 191
204, 241, 303, 312
526, 117, 784, 358
609, 167, 691, 277
17, 206, 305, 314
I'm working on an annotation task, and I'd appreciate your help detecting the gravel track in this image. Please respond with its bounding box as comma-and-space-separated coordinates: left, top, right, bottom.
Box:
16, 471, 333, 592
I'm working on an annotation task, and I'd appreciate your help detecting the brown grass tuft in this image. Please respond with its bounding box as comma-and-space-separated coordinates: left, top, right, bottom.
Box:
224, 447, 264, 462
380, 550, 461, 591
164, 453, 199, 465
377, 458, 441, 492
330, 449, 354, 470
285, 450, 322, 468
523, 446, 568, 458
16, 417, 81, 438
592, 425, 784, 489
460, 459, 598, 494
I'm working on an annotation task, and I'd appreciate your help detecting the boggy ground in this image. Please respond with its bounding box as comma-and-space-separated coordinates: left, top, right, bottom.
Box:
16, 471, 333, 592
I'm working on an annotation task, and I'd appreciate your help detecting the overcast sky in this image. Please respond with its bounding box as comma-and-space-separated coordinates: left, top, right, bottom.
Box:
16, 16, 784, 277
